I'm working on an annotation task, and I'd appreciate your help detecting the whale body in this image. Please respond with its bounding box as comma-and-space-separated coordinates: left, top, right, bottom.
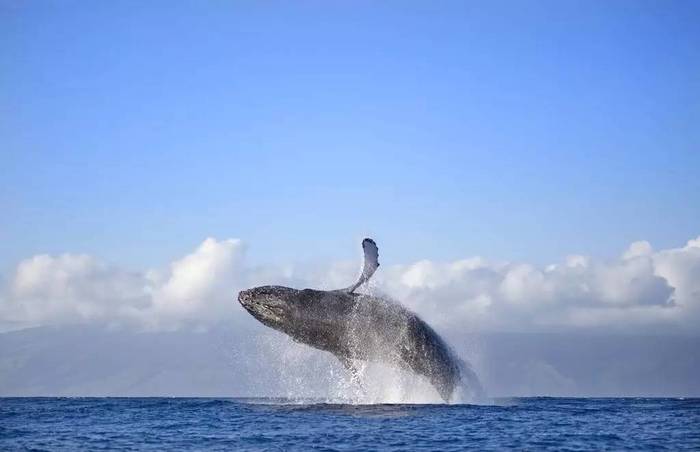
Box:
237, 239, 482, 402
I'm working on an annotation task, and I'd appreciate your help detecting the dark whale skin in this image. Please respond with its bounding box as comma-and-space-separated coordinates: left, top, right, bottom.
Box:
239, 286, 467, 402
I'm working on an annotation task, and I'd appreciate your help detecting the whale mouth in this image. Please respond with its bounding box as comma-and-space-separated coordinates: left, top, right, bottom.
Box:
237, 289, 254, 306
238, 289, 286, 324
237, 290, 262, 313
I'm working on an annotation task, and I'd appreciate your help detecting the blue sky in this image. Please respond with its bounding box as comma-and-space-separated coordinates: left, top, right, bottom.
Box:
2, 0, 699, 271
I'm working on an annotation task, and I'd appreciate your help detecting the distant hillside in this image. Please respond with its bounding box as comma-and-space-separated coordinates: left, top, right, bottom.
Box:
1, 326, 698, 397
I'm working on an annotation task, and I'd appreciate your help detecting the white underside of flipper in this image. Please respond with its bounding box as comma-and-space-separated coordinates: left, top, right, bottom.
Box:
346, 238, 380, 294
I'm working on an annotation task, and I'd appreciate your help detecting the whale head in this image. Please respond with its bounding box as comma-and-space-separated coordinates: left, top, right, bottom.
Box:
238, 285, 356, 347
238, 285, 298, 329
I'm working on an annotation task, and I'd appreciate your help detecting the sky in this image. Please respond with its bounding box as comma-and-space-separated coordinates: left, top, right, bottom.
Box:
1, 1, 699, 398
2, 0, 699, 270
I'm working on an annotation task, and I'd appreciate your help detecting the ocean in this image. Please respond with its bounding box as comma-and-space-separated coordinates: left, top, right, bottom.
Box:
1, 397, 698, 450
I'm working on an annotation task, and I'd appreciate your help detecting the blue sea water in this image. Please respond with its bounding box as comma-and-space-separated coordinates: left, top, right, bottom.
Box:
1, 397, 699, 451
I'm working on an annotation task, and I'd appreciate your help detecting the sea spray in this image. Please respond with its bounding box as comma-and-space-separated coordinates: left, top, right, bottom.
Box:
254, 332, 447, 403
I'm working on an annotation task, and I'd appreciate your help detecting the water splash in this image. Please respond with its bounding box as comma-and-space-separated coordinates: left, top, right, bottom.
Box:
253, 332, 487, 405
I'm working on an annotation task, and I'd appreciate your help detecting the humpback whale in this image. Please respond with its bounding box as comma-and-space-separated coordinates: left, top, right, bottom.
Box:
238, 239, 482, 402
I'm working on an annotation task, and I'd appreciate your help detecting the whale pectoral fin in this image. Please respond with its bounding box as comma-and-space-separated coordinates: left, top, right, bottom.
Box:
338, 356, 360, 380
346, 238, 380, 294
338, 355, 354, 372
338, 356, 364, 389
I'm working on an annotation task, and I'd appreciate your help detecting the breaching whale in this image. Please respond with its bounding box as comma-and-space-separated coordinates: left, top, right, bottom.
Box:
238, 239, 482, 402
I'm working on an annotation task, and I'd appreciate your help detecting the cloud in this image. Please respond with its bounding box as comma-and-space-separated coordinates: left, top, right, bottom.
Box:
381, 237, 699, 334
147, 238, 245, 328
1, 236, 699, 334
2, 238, 250, 331
8, 253, 149, 327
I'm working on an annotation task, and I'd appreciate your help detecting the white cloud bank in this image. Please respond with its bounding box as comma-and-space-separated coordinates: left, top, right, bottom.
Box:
1, 236, 699, 334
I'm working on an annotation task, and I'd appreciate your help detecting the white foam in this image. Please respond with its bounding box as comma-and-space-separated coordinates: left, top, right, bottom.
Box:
252, 333, 487, 405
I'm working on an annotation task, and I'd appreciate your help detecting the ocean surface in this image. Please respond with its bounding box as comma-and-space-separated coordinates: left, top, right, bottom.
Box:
1, 397, 699, 451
